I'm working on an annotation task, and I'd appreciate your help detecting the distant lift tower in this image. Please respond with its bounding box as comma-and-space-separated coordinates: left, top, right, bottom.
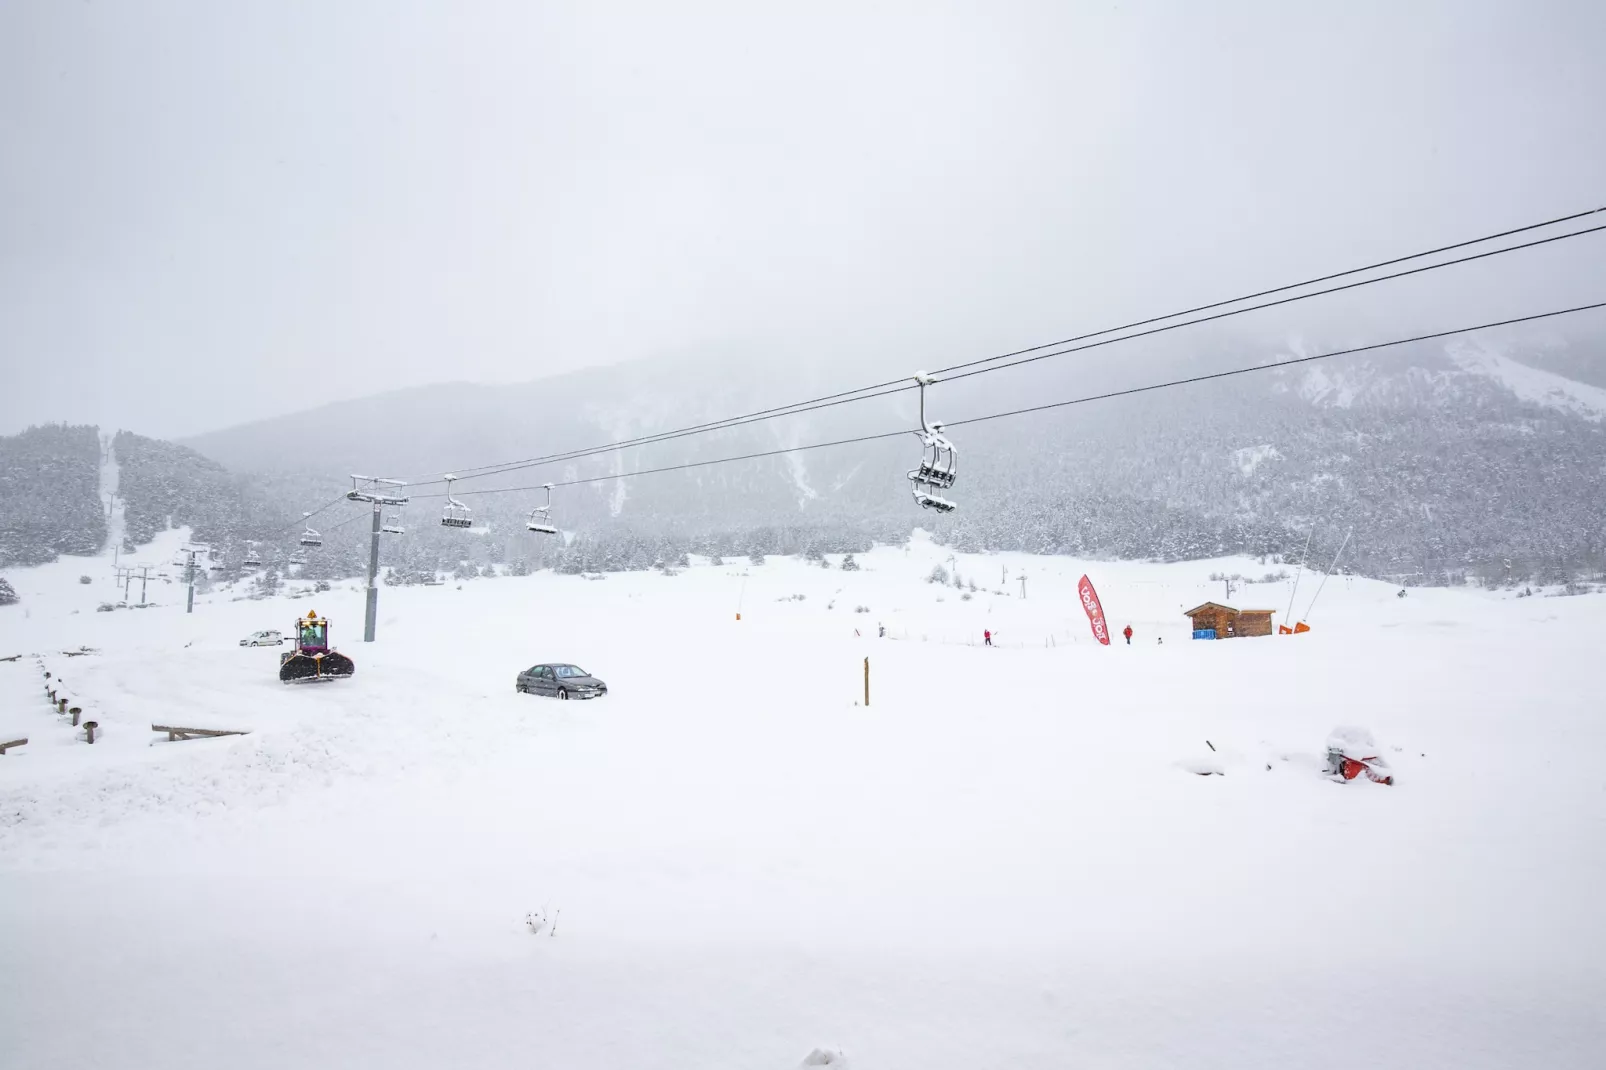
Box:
179, 545, 212, 613
346, 476, 410, 642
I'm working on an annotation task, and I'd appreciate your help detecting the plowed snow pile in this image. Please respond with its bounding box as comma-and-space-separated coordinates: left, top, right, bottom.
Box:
2, 535, 1602, 1069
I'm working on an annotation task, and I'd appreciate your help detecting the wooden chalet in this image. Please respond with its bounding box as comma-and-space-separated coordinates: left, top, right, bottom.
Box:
1184, 602, 1276, 639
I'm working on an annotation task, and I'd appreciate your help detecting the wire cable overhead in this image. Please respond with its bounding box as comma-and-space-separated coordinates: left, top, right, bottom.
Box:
404, 204, 1606, 490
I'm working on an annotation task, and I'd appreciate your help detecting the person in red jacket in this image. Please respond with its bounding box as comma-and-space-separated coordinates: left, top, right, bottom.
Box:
1123, 624, 1133, 645
983, 629, 992, 646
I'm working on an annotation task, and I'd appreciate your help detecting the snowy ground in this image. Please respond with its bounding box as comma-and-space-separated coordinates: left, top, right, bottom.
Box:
2, 529, 1603, 1068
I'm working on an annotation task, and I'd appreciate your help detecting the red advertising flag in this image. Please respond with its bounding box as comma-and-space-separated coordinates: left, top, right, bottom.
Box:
1077, 574, 1111, 646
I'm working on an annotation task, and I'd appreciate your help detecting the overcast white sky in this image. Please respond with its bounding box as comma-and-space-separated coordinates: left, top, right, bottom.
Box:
2, 0, 1603, 438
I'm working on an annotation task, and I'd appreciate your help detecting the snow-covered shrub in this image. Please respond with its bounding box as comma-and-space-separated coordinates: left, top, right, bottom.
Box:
78, 575, 92, 585
840, 554, 860, 572
749, 552, 766, 565
710, 554, 724, 566
0, 576, 17, 606
961, 591, 973, 601
927, 564, 949, 585
853, 605, 869, 613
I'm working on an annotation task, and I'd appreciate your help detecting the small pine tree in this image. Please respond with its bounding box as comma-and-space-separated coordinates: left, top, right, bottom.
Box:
749, 552, 766, 565
840, 554, 860, 572
0, 576, 17, 606
927, 564, 950, 585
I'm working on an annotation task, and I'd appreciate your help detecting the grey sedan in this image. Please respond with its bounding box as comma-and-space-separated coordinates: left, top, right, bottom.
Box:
516, 663, 607, 700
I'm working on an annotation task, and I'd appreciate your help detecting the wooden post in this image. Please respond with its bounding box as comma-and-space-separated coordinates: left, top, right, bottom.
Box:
70, 707, 81, 727
863, 656, 870, 707
57, 698, 67, 714
84, 721, 98, 744
0, 738, 26, 755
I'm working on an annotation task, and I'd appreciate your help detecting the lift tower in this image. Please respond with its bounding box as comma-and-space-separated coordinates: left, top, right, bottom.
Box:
345, 476, 410, 642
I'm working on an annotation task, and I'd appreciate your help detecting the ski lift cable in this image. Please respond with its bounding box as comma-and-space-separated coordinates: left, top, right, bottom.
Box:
403, 214, 1606, 491
402, 299, 1605, 501
933, 222, 1606, 385
266, 493, 351, 537
929, 204, 1606, 377
934, 299, 1606, 431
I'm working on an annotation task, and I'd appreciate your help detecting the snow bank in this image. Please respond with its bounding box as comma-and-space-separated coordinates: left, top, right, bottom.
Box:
1, 541, 1602, 1068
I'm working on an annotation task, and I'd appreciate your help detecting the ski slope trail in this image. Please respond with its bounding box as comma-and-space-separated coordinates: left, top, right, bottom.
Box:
1, 543, 1602, 1069
98, 429, 123, 558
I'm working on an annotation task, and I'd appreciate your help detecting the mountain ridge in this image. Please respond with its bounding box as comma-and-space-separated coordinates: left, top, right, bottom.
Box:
8, 330, 1606, 587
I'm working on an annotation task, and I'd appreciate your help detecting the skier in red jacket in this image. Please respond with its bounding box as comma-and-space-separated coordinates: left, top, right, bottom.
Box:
983, 629, 992, 646
1123, 625, 1133, 645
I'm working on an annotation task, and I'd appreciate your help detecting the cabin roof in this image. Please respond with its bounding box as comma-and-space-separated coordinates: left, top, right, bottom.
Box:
1183, 602, 1277, 617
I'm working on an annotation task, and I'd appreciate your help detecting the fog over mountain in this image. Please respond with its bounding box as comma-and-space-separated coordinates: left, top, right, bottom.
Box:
10, 318, 1602, 590
5, 2, 1605, 438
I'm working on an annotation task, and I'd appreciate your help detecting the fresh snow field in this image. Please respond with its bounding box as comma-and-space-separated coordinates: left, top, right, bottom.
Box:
2, 527, 1603, 1068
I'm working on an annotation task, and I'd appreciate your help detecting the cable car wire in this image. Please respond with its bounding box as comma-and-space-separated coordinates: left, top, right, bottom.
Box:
402, 299, 1604, 501
933, 222, 1606, 385
404, 208, 1606, 490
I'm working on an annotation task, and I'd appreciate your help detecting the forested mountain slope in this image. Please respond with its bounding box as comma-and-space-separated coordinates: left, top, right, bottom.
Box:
0, 424, 105, 568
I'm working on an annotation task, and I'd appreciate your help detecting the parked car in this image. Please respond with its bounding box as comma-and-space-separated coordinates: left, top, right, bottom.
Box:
240, 630, 284, 647
516, 663, 607, 700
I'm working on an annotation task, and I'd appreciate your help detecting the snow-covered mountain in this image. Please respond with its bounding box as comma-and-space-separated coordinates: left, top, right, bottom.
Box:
7, 330, 1605, 587
170, 330, 1606, 584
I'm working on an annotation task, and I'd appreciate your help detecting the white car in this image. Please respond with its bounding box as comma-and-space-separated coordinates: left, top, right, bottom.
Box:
240, 630, 284, 647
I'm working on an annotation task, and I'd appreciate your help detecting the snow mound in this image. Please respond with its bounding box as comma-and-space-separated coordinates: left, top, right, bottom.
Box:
1177, 755, 1225, 776
1326, 725, 1379, 760
797, 1050, 849, 1068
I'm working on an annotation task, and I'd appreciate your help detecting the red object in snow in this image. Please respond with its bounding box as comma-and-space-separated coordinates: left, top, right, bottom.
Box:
1326, 727, 1393, 785
1338, 757, 1393, 785
1078, 575, 1111, 646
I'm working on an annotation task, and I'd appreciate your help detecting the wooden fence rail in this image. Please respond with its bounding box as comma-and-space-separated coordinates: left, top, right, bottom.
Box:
152, 725, 250, 743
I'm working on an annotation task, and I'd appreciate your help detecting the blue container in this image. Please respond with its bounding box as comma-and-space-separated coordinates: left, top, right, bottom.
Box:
1192, 628, 1217, 640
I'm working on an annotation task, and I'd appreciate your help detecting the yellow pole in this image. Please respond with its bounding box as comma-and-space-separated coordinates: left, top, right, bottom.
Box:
863, 656, 870, 707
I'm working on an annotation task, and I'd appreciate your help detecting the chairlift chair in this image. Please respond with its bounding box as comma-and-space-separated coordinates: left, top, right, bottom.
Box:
440, 476, 473, 529
905, 373, 959, 512
526, 483, 558, 535
299, 512, 324, 548
242, 541, 263, 568
382, 508, 406, 535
